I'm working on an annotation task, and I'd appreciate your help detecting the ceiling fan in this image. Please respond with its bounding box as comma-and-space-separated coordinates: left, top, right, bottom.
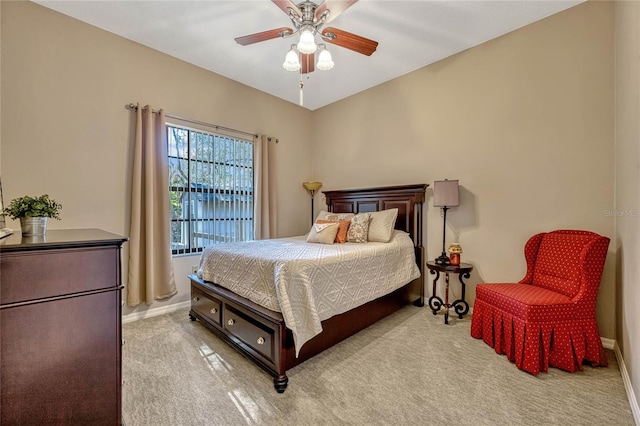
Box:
235, 0, 379, 75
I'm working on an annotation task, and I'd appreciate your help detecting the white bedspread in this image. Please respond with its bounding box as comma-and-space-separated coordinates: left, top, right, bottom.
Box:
197, 230, 420, 355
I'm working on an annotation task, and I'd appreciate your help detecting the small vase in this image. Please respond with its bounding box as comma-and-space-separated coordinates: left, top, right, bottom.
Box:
20, 217, 48, 236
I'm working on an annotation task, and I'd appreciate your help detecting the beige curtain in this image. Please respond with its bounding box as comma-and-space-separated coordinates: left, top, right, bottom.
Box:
254, 135, 277, 239
127, 103, 177, 306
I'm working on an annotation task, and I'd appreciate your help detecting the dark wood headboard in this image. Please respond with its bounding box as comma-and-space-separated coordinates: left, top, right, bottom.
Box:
323, 184, 427, 248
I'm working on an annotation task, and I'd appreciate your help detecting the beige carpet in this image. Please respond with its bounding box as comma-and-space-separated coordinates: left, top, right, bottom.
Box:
122, 306, 634, 425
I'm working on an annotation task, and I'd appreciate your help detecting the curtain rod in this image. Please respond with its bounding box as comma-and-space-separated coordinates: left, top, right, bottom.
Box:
126, 103, 259, 139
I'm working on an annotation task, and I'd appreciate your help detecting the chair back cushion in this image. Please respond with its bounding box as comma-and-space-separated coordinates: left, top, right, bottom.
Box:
531, 231, 603, 298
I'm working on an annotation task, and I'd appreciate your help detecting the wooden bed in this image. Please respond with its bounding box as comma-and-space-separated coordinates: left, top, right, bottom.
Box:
188, 183, 427, 392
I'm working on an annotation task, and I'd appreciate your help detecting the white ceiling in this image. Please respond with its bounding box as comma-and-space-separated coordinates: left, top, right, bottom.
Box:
34, 0, 583, 110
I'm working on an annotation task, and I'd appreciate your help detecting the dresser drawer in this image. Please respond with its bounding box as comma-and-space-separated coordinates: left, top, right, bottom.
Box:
224, 305, 275, 363
1, 246, 119, 305
1, 290, 121, 424
191, 287, 221, 326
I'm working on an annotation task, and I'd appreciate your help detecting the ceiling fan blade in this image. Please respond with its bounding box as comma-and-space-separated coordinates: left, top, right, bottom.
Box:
272, 0, 301, 17
315, 0, 358, 25
235, 27, 293, 46
301, 53, 315, 74
322, 27, 378, 56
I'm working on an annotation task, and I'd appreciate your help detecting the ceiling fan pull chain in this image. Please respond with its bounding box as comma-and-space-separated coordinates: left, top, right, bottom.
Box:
299, 80, 304, 106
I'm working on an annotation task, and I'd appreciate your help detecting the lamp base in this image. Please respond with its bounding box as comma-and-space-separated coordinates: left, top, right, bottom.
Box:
435, 253, 450, 266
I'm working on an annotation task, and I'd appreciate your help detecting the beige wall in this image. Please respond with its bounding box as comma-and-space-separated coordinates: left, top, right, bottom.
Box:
313, 1, 616, 336
615, 0, 640, 414
0, 1, 314, 316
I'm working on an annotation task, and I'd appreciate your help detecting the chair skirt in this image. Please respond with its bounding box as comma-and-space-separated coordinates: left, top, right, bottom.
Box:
470, 298, 608, 375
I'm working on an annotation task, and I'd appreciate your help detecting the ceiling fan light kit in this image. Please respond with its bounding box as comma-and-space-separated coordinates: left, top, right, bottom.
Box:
235, 0, 378, 106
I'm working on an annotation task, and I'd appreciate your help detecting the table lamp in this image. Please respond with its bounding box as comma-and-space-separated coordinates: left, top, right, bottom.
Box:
433, 179, 459, 265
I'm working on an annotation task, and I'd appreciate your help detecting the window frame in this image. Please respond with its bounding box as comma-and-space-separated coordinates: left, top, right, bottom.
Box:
167, 123, 254, 256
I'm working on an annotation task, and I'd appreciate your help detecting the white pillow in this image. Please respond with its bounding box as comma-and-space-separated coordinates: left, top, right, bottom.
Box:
367, 208, 399, 243
306, 222, 340, 244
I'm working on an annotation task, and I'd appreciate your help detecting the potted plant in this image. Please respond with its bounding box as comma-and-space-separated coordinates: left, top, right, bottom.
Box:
2, 194, 62, 236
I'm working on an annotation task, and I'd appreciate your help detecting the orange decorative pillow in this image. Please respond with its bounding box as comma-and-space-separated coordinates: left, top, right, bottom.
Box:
316, 219, 351, 243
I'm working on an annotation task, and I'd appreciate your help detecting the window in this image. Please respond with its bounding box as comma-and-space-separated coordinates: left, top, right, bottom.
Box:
168, 124, 254, 255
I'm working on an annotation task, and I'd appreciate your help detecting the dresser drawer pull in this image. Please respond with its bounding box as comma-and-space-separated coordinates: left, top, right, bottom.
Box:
193, 296, 200, 302
227, 319, 235, 326
210, 308, 217, 314
257, 337, 265, 345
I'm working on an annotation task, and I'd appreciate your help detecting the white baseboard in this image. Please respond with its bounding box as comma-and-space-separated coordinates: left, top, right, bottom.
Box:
122, 300, 191, 324
616, 342, 640, 424
613, 341, 640, 425
602, 337, 615, 350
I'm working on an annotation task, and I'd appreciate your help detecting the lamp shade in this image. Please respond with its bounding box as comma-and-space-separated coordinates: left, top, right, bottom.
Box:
303, 181, 322, 192
433, 179, 459, 207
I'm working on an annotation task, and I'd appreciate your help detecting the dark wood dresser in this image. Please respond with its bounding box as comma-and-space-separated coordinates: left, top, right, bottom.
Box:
0, 229, 127, 425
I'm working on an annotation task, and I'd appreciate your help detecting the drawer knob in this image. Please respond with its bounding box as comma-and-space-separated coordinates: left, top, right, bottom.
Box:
193, 296, 200, 302
227, 319, 235, 326
257, 337, 265, 345
210, 308, 217, 314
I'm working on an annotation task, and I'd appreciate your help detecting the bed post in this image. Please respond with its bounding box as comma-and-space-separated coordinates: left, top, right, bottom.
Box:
274, 323, 288, 393
414, 198, 425, 306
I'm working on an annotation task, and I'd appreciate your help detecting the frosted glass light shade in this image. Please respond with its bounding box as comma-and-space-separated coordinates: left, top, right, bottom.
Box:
297, 28, 317, 54
316, 48, 334, 71
283, 48, 301, 71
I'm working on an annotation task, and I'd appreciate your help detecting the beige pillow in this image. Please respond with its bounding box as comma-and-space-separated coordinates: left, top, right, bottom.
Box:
346, 213, 371, 243
306, 222, 340, 244
368, 208, 399, 243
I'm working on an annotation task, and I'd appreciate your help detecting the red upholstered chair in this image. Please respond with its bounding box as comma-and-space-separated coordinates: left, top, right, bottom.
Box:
470, 230, 610, 375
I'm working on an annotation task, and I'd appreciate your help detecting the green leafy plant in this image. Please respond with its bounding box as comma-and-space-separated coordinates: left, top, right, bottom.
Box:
2, 194, 62, 220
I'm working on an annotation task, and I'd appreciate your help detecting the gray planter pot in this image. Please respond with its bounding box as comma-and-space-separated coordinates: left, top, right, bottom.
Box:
20, 217, 48, 236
